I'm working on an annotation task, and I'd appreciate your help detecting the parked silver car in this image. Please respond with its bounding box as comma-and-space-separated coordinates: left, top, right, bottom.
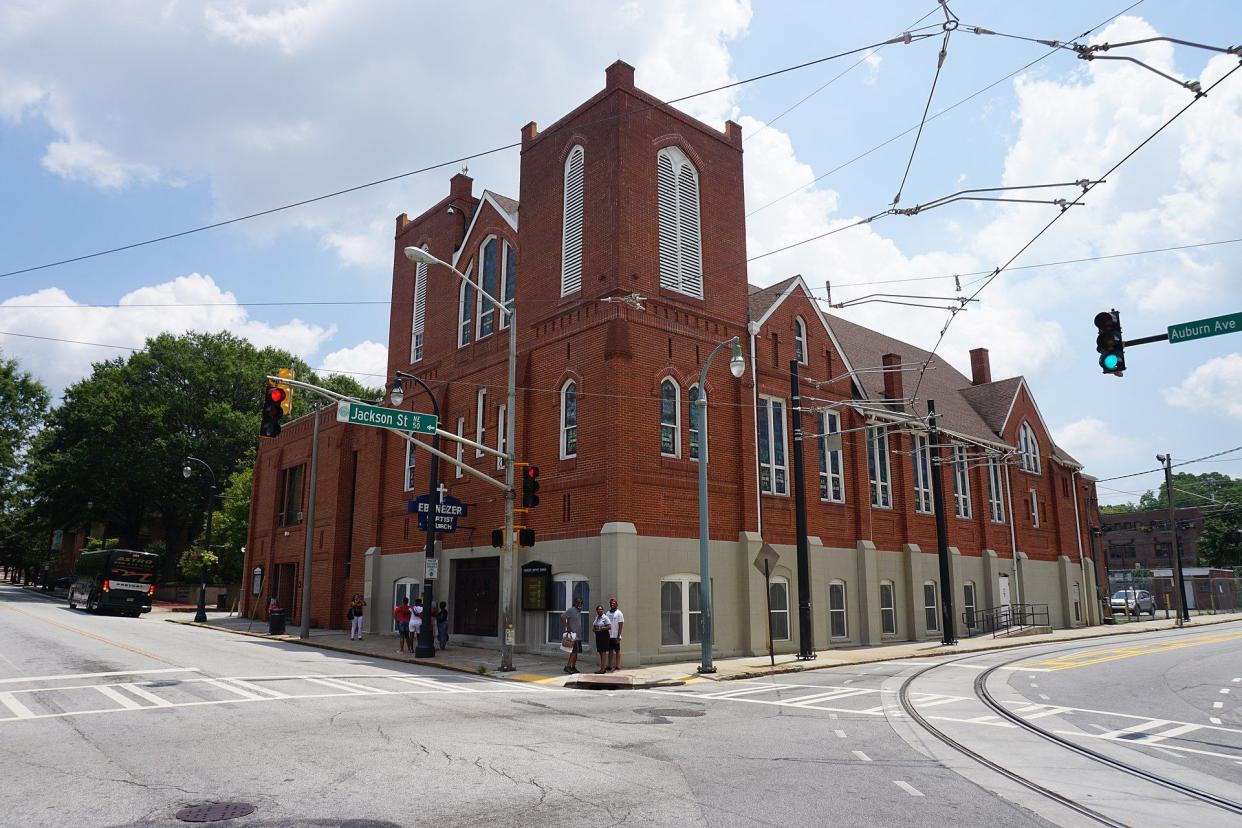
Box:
1110, 589, 1156, 616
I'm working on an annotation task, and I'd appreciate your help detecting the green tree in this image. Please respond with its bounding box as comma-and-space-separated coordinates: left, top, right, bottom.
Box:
0, 351, 50, 490
1137, 472, 1242, 569
178, 548, 221, 582
1099, 502, 1137, 515
0, 352, 51, 582
195, 464, 252, 584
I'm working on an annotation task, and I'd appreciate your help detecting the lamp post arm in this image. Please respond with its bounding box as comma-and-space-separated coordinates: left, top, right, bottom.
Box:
184, 455, 217, 487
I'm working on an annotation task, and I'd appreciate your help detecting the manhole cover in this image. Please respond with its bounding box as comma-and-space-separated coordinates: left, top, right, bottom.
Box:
175, 802, 256, 822
635, 707, 705, 718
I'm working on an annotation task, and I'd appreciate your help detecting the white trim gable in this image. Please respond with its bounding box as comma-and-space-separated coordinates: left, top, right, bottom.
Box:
452, 191, 519, 268
999, 378, 1082, 470
751, 274, 866, 400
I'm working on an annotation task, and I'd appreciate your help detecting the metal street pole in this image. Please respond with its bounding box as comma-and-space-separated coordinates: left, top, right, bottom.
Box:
1159, 453, 1190, 622
695, 336, 744, 673
789, 359, 815, 660
299, 405, 322, 639
927, 400, 957, 645
183, 456, 217, 624
393, 371, 439, 659
500, 299, 517, 671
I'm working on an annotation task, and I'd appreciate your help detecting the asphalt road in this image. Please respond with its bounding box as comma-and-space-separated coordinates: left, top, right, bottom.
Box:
1, 584, 1049, 828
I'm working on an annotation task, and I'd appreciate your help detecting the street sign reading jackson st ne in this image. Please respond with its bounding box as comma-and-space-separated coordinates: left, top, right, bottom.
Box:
1168, 311, 1242, 344
335, 401, 438, 434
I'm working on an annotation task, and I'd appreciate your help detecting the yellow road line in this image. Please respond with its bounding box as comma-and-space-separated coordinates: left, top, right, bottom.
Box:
0, 602, 178, 666
1015, 629, 1242, 671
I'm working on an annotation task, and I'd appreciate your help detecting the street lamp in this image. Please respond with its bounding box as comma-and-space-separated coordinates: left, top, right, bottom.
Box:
404, 245, 519, 671
696, 336, 746, 673
182, 456, 217, 623
391, 370, 440, 658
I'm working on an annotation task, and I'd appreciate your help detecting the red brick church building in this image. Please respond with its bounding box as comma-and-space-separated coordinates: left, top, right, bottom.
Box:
244, 62, 1102, 664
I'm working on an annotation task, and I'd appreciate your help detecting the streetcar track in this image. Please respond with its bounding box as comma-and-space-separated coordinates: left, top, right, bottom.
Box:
898, 629, 1242, 826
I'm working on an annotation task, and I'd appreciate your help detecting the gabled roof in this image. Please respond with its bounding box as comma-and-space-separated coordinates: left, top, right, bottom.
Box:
959, 377, 1023, 435
821, 312, 1007, 448
452, 190, 519, 267
747, 275, 861, 397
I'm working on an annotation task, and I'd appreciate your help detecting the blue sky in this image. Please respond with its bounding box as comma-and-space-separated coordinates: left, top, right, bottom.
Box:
2, 0, 1241, 502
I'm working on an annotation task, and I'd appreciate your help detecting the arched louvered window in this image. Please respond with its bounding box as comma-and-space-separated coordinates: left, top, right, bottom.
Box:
656, 146, 703, 299
561, 145, 585, 296
410, 244, 428, 362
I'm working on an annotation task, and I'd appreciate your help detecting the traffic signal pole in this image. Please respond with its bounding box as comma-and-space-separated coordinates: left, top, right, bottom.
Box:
1160, 453, 1191, 622
789, 359, 815, 660
500, 300, 517, 672
927, 400, 957, 646
299, 404, 321, 640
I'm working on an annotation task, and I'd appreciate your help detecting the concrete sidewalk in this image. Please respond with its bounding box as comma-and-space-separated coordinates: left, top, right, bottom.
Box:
172, 609, 1242, 686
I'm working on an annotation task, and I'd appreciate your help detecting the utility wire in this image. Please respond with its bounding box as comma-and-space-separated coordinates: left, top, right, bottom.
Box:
908, 57, 1242, 406
0, 30, 937, 282
1096, 446, 1242, 483
7, 233, 1238, 310
892, 18, 953, 206
746, 0, 1146, 219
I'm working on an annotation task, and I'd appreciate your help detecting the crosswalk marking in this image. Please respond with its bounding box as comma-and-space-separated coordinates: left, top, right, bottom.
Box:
1097, 719, 1170, 740
893, 780, 924, 797
0, 691, 35, 719
94, 685, 143, 710
1142, 723, 1201, 744
203, 678, 267, 701
303, 677, 389, 695
221, 678, 288, 699
118, 683, 173, 707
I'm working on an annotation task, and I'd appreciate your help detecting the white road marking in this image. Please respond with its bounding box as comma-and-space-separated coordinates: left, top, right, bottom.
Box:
893, 781, 924, 797
303, 677, 385, 695
0, 668, 198, 685
1023, 705, 1072, 721
1214, 702, 1225, 709
785, 689, 872, 706
915, 695, 969, 709
388, 675, 466, 692
996, 666, 1053, 673
1097, 719, 1169, 740
1221, 688, 1232, 695
829, 713, 839, 720
704, 685, 792, 700
221, 678, 288, 699
834, 729, 847, 738
1211, 717, 1223, 725
1059, 730, 1242, 762
852, 750, 872, 762
1152, 747, 1183, 759
93, 685, 143, 710
203, 678, 267, 701
118, 683, 173, 707
1233, 678, 1240, 683
0, 691, 35, 719
1038, 693, 1051, 701
1139, 723, 1200, 744
1029, 683, 1039, 688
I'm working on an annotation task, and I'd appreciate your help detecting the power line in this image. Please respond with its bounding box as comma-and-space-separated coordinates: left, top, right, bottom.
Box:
1095, 446, 1242, 483
0, 29, 936, 282
908, 56, 1242, 405
745, 0, 1146, 219
7, 233, 1240, 311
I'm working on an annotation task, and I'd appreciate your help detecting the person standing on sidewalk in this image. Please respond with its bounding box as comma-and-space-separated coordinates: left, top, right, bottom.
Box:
411, 597, 425, 648
393, 598, 413, 653
561, 596, 583, 674
604, 597, 625, 673
436, 601, 449, 651
348, 594, 367, 640
591, 605, 610, 674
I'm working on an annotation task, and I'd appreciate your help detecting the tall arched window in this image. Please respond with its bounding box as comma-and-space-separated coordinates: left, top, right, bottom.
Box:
561, 145, 585, 296
660, 378, 680, 457
656, 146, 703, 299
410, 244, 428, 362
560, 379, 577, 459
688, 384, 705, 461
458, 263, 474, 347
500, 241, 516, 328
794, 317, 808, 365
478, 237, 498, 339
1018, 421, 1041, 474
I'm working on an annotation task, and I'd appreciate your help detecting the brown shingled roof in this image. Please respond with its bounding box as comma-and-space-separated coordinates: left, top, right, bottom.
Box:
822, 312, 1006, 447
489, 192, 519, 221
959, 377, 1023, 434
747, 276, 799, 322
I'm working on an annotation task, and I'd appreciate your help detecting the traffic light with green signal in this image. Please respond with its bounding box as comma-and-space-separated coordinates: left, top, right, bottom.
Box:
1094, 310, 1125, 376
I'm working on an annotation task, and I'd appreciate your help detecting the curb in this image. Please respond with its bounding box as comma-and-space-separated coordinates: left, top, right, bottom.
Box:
722, 613, 1242, 681
165, 619, 487, 678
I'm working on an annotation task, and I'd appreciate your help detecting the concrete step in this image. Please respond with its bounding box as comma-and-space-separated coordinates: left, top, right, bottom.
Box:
994, 625, 1054, 638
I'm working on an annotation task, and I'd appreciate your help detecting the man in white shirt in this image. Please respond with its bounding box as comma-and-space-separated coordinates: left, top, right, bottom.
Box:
604, 597, 625, 672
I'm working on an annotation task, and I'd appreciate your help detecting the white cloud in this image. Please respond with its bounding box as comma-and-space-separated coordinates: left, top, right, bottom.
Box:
1163, 352, 1242, 422
0, 0, 755, 274
1055, 416, 1140, 469
319, 339, 387, 382
0, 273, 334, 397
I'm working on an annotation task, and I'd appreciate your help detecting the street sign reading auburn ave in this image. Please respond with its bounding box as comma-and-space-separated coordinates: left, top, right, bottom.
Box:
1168, 311, 1242, 344
336, 401, 438, 434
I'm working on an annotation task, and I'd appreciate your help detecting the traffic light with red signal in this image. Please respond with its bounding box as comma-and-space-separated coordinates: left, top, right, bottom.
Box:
260, 380, 287, 437
521, 465, 540, 508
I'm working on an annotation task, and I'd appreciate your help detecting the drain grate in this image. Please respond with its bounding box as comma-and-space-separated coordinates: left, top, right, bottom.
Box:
175, 802, 256, 822
635, 707, 705, 718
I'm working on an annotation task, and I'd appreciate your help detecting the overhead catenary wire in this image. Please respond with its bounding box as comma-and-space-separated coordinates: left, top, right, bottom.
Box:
0, 27, 940, 282
908, 57, 1242, 407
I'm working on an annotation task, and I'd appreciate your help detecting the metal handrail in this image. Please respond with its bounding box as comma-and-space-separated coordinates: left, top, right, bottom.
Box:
963, 603, 1050, 638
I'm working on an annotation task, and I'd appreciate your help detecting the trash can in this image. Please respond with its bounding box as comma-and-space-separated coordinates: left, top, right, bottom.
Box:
268, 610, 286, 635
